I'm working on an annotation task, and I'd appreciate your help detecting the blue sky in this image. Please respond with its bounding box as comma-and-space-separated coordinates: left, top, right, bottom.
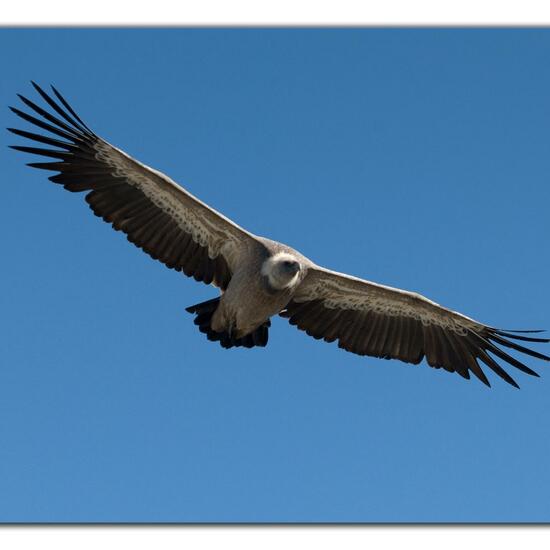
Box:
1, 28, 550, 522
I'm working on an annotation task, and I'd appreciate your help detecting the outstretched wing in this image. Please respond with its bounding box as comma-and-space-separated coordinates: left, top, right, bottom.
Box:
281, 266, 550, 387
8, 82, 260, 290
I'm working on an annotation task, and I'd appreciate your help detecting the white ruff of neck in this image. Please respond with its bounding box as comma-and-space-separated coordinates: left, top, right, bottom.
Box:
261, 252, 300, 290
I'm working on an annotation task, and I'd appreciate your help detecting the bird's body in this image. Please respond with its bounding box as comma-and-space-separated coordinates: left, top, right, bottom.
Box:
195, 239, 308, 341
213, 242, 297, 338
8, 82, 550, 387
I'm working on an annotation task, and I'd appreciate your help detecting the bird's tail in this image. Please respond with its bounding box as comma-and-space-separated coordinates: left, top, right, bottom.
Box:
185, 297, 270, 349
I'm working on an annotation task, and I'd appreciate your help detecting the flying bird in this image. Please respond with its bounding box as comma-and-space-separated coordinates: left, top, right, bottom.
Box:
8, 82, 550, 388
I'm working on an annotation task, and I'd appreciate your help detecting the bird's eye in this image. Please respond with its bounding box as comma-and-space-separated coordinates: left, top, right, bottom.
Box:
284, 261, 293, 267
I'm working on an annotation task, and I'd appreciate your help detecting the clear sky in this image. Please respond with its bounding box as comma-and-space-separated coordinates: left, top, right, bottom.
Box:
1, 28, 550, 522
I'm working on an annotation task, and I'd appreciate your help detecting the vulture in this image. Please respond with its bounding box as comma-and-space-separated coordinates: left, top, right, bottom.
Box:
8, 82, 550, 388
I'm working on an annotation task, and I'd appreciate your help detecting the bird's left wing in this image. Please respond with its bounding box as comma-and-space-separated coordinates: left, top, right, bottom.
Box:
8, 82, 261, 290
281, 265, 550, 387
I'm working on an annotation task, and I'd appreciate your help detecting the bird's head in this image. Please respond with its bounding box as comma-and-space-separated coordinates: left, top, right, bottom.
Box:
261, 252, 302, 291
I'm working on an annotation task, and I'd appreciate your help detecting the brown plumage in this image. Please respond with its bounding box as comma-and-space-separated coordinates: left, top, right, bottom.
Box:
8, 82, 550, 388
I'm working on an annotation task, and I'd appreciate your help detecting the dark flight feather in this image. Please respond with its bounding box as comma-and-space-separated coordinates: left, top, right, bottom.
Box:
281, 298, 549, 388
9, 83, 234, 291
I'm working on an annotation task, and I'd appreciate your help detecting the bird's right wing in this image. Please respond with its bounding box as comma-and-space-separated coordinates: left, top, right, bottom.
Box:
9, 82, 262, 290
281, 265, 550, 387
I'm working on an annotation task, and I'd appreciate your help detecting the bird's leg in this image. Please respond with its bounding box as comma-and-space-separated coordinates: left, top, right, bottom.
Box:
226, 319, 235, 339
